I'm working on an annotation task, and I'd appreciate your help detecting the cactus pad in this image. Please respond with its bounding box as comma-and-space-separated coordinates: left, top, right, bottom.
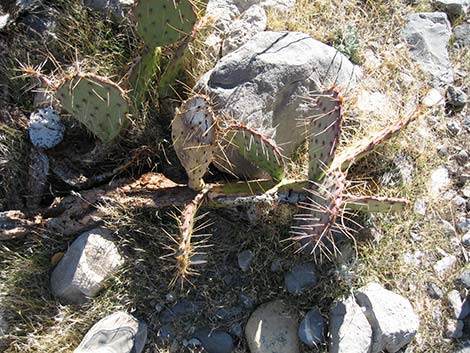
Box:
134, 0, 197, 48
172, 95, 217, 190
55, 73, 129, 143
291, 171, 347, 257
307, 87, 343, 181
223, 123, 285, 181
343, 195, 410, 212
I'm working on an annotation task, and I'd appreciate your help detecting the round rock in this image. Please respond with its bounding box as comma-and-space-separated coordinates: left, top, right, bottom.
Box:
28, 108, 65, 149
245, 300, 300, 353
193, 328, 233, 353
238, 249, 254, 272
298, 307, 325, 347
284, 263, 318, 294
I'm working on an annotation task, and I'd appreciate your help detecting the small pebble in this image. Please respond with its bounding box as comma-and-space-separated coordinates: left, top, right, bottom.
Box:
298, 307, 325, 347
284, 263, 318, 294
458, 218, 470, 234
446, 86, 467, 112
455, 196, 467, 208
413, 199, 426, 216
230, 322, 242, 337
456, 150, 469, 165
445, 319, 464, 338
455, 271, 470, 289
426, 282, 444, 299
462, 232, 470, 247
447, 290, 470, 320
447, 121, 462, 136
442, 220, 456, 235
240, 292, 255, 309
437, 144, 448, 156
238, 250, 254, 272
193, 328, 233, 353
434, 255, 457, 277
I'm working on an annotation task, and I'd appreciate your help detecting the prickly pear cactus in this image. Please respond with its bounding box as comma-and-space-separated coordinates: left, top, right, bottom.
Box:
55, 73, 129, 143
172, 95, 217, 191
292, 171, 347, 257
307, 87, 343, 181
223, 123, 285, 181
134, 0, 197, 48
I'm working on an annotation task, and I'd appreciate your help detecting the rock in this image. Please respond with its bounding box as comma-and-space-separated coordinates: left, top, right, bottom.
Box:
413, 199, 426, 216
455, 345, 470, 353
442, 220, 456, 235
298, 307, 325, 347
426, 282, 444, 299
434, 255, 457, 276
238, 249, 254, 272
214, 306, 242, 321
205, 5, 267, 60
193, 328, 233, 353
447, 120, 462, 135
329, 295, 372, 353
83, 0, 134, 21
284, 263, 318, 294
50, 227, 124, 304
240, 292, 256, 309
195, 31, 360, 177
423, 88, 445, 107
74, 311, 147, 353
159, 300, 200, 323
463, 232, 470, 246
403, 12, 453, 86
0, 14, 9, 30
456, 150, 469, 165
355, 282, 419, 353
454, 23, 470, 47
28, 108, 65, 149
446, 86, 467, 111
434, 0, 470, 17
447, 290, 470, 319
206, 0, 295, 19
445, 318, 464, 338
456, 271, 470, 288
245, 300, 299, 353
457, 218, 470, 233
230, 322, 242, 337
429, 167, 451, 194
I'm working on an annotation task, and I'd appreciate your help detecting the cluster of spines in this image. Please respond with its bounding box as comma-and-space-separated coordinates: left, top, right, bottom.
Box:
221, 122, 286, 181
305, 87, 343, 181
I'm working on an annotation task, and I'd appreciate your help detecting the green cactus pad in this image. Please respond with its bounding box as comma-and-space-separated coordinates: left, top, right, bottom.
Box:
308, 87, 343, 182
223, 124, 285, 181
291, 171, 346, 257
343, 196, 410, 212
134, 0, 197, 48
56, 73, 129, 143
172, 95, 217, 190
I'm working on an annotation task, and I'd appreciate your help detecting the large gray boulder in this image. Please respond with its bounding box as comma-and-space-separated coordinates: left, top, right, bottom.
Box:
50, 227, 124, 304
403, 12, 453, 87
329, 296, 372, 353
355, 282, 419, 353
245, 300, 300, 353
196, 31, 361, 177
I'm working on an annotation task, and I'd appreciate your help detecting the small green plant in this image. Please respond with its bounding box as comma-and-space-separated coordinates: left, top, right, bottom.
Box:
331, 25, 361, 64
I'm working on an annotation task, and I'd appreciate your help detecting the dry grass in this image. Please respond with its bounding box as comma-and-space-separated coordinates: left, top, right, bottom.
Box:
0, 0, 467, 352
